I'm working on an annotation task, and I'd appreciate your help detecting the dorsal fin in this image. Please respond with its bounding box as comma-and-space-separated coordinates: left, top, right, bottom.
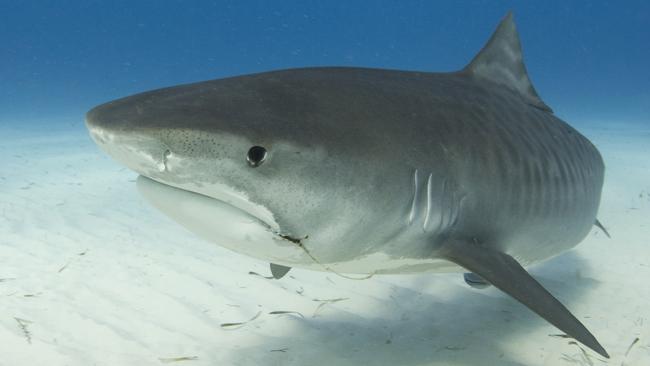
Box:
463, 12, 552, 113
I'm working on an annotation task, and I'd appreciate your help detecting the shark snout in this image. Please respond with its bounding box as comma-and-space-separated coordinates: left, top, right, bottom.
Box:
85, 99, 132, 133
86, 116, 170, 178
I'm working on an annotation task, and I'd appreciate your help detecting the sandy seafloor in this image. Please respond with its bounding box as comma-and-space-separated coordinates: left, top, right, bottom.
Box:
0, 119, 648, 366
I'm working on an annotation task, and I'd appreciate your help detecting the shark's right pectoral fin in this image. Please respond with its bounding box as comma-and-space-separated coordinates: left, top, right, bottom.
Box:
438, 239, 609, 358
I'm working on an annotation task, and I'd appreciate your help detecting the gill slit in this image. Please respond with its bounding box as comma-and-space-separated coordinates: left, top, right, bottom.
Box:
423, 172, 433, 231
408, 169, 420, 225
439, 178, 449, 230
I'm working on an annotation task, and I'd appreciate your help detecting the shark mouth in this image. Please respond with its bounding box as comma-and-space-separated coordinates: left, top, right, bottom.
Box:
135, 175, 309, 259
136, 175, 276, 229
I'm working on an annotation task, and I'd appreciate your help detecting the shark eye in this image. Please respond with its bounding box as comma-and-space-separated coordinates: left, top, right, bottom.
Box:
247, 146, 267, 167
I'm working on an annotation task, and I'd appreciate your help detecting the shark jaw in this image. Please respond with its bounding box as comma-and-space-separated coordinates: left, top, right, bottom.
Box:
135, 175, 313, 265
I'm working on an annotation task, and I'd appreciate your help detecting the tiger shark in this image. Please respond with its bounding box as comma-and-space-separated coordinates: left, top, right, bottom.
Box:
86, 13, 609, 357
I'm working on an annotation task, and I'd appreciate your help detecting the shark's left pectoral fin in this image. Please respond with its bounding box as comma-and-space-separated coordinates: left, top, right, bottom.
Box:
270, 263, 291, 279
439, 239, 609, 358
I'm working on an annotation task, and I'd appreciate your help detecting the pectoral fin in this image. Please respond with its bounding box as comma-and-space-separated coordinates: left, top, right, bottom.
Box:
439, 239, 609, 358
270, 263, 291, 279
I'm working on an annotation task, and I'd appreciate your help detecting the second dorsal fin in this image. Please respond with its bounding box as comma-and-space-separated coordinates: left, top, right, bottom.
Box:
463, 12, 552, 113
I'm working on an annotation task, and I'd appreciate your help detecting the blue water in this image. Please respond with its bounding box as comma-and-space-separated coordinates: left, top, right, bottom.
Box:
1, 0, 648, 125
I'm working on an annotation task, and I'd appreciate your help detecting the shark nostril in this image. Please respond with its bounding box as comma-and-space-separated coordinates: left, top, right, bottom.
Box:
160, 149, 172, 172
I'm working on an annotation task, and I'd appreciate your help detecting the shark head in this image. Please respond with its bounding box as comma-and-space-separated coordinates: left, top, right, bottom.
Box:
85, 69, 424, 267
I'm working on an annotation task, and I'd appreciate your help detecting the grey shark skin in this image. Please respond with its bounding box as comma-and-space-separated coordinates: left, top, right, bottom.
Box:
86, 14, 608, 357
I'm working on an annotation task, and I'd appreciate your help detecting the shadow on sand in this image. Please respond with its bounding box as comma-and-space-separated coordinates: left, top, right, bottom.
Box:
225, 251, 605, 366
